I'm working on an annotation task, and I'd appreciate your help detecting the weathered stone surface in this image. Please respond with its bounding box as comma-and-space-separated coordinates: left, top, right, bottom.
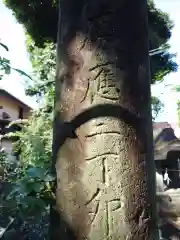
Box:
54, 0, 157, 239
83, 151, 130, 239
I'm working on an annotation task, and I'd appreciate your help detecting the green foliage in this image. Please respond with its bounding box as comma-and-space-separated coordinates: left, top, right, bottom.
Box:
149, 43, 177, 83
0, 41, 55, 220
1, 109, 55, 218
4, 40, 56, 218
177, 101, 180, 127
25, 37, 55, 114
151, 96, 164, 120
0, 149, 15, 174
0, 56, 11, 80
26, 35, 56, 82
175, 85, 180, 92
147, 1, 178, 82
0, 148, 7, 163
4, 0, 58, 47
148, 1, 173, 48
25, 36, 55, 101
3, 0, 172, 47
0, 41, 53, 233
14, 110, 52, 164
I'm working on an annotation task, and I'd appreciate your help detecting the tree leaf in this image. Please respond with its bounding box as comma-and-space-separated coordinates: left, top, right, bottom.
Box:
32, 182, 44, 192
26, 167, 46, 179
11, 67, 32, 80
0, 43, 9, 51
44, 174, 55, 182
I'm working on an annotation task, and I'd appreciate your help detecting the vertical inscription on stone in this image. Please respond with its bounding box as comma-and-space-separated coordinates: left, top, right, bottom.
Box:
83, 124, 128, 239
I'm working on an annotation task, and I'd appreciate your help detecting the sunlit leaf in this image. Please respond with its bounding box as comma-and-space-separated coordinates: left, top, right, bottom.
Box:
44, 174, 55, 182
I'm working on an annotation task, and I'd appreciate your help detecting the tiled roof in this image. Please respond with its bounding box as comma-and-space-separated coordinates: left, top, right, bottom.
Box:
153, 122, 180, 160
0, 88, 32, 109
153, 122, 171, 129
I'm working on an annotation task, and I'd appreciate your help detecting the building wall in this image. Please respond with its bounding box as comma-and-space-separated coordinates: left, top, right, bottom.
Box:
0, 95, 19, 121
0, 94, 31, 158
23, 108, 31, 119
153, 122, 180, 139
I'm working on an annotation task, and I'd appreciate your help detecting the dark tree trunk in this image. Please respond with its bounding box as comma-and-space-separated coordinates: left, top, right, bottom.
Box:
50, 0, 158, 239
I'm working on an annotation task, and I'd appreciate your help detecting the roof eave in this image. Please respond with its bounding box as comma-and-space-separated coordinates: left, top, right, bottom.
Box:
0, 89, 32, 110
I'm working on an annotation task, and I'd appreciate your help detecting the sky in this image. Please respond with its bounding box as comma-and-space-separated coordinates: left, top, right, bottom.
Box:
151, 0, 180, 123
0, 0, 180, 122
0, 0, 35, 108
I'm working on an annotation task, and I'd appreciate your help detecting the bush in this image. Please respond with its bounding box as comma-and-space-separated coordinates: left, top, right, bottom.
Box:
0, 107, 54, 239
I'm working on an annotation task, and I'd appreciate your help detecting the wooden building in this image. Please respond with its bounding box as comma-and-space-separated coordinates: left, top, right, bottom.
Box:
153, 122, 180, 189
